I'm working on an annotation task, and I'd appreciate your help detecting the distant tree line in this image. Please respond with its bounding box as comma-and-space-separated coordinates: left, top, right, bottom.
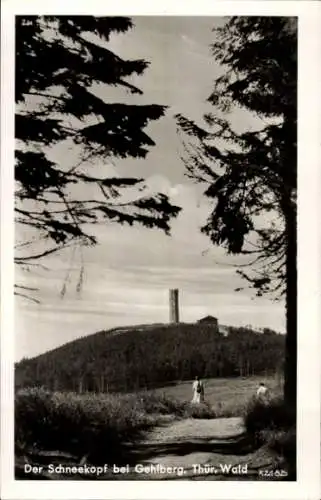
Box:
15, 324, 284, 393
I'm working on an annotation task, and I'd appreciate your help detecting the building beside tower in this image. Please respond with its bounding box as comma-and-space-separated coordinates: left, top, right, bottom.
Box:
168, 289, 222, 334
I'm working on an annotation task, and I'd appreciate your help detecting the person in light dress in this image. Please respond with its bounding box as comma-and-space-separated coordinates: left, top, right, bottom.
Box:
192, 376, 204, 404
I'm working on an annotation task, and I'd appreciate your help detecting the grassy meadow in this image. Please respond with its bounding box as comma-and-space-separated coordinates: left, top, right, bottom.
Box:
152, 374, 283, 417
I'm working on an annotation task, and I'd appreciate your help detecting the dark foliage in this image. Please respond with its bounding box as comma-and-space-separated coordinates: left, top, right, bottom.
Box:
15, 387, 219, 468
267, 427, 296, 479
244, 397, 296, 479
244, 397, 295, 435
15, 16, 181, 288
15, 388, 159, 464
15, 324, 284, 393
176, 17, 297, 408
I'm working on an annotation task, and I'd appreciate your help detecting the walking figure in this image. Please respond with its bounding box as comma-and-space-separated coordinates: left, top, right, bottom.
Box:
192, 376, 204, 404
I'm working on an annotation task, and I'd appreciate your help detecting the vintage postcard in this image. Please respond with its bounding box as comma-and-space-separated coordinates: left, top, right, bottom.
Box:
1, 1, 320, 499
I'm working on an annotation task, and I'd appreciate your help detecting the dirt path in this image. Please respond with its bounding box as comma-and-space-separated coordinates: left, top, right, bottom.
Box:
143, 416, 244, 442
110, 416, 275, 481
16, 417, 276, 481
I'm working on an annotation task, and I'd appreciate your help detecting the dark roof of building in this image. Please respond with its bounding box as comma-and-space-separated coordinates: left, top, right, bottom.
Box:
197, 315, 218, 323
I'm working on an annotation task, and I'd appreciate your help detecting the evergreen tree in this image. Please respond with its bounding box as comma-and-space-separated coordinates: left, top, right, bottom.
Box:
176, 17, 297, 409
15, 16, 180, 297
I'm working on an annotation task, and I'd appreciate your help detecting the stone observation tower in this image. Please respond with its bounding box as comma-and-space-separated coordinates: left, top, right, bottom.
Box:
169, 288, 179, 323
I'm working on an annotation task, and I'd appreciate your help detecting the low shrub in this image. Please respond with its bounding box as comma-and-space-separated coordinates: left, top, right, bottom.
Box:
267, 427, 296, 471
184, 402, 217, 419
244, 396, 296, 479
15, 387, 220, 464
244, 396, 295, 435
135, 391, 187, 416
15, 388, 160, 463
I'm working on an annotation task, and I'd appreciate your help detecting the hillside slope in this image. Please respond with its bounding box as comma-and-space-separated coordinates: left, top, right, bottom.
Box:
15, 323, 284, 393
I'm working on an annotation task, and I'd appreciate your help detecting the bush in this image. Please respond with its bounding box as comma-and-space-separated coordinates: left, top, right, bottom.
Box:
15, 387, 219, 464
135, 391, 187, 416
15, 388, 159, 463
15, 387, 56, 452
184, 402, 217, 419
244, 396, 296, 479
267, 427, 296, 455
244, 396, 295, 436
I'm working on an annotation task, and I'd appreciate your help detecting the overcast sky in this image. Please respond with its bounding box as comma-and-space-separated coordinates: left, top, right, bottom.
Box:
15, 16, 285, 361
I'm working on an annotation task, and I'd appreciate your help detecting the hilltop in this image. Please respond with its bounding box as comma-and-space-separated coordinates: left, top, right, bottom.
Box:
15, 322, 284, 393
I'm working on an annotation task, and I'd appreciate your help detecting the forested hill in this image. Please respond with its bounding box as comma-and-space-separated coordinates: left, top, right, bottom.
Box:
15, 323, 284, 393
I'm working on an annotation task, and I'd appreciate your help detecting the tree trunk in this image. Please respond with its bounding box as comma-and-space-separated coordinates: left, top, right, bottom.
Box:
284, 271, 297, 409
281, 108, 297, 479
284, 210, 297, 411
282, 108, 297, 413
284, 227, 297, 482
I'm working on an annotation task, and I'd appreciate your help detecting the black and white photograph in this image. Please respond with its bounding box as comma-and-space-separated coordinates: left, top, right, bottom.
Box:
1, 1, 321, 499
